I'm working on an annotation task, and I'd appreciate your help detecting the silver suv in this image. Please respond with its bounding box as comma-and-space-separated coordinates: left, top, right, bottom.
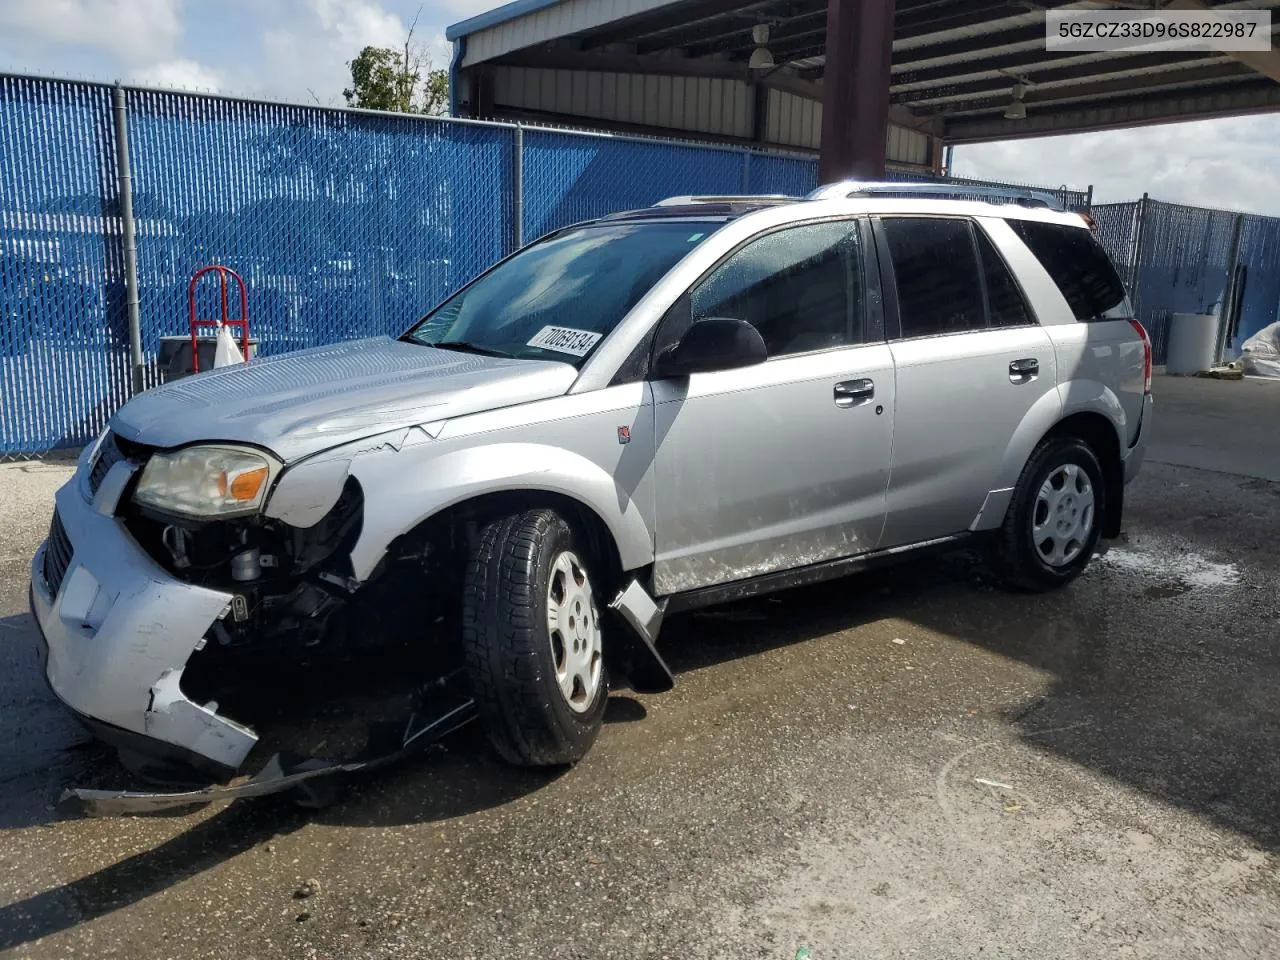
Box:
30, 182, 1152, 783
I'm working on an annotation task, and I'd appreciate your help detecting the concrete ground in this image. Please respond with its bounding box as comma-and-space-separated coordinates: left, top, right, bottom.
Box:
1, 374, 1279, 959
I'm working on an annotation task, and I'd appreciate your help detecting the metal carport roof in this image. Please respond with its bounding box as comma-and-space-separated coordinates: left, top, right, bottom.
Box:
447, 0, 1280, 144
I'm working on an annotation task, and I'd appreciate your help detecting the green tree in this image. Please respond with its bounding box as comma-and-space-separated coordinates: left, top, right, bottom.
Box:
343, 15, 449, 116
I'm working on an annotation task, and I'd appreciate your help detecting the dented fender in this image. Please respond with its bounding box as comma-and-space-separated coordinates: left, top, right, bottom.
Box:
341, 438, 655, 581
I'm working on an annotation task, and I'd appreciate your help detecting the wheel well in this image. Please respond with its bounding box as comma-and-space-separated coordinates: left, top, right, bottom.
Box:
1046, 412, 1124, 538
394, 490, 626, 588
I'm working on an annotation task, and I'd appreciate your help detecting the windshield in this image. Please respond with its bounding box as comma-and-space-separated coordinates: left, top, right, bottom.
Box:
403, 220, 719, 364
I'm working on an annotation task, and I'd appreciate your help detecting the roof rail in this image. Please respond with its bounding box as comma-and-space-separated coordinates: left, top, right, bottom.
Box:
806, 180, 1064, 210
653, 194, 794, 206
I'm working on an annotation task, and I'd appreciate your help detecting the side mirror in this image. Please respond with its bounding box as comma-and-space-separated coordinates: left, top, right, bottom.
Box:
653, 317, 767, 378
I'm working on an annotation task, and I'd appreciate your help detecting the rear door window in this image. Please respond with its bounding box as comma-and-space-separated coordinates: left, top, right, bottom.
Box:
1007, 219, 1130, 321
880, 217, 984, 338
975, 227, 1033, 328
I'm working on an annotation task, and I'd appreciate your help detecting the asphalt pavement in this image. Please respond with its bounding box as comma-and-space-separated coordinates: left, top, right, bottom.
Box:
1, 374, 1278, 959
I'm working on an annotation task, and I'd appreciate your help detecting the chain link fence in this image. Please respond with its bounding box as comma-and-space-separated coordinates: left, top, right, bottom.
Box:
0, 71, 1194, 457
0, 77, 130, 454
124, 89, 514, 361
1093, 198, 1280, 364
522, 128, 744, 239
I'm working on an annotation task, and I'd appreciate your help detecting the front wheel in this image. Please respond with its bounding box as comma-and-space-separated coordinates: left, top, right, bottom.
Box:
993, 436, 1105, 592
461, 509, 608, 766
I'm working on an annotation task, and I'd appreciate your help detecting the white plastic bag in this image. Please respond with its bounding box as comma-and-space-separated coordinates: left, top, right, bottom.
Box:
1241, 320, 1280, 378
213, 322, 245, 368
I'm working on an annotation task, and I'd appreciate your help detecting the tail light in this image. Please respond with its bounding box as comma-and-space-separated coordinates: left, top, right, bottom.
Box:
1079, 212, 1098, 234
1130, 319, 1152, 394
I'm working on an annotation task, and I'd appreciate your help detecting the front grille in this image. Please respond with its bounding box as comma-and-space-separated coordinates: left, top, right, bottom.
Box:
87, 432, 125, 497
43, 511, 73, 598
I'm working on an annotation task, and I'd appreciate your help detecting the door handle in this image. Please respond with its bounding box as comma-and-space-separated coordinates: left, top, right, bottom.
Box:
1009, 358, 1039, 383
834, 378, 874, 407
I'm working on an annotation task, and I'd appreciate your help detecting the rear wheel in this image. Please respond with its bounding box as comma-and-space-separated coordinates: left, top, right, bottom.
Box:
461, 509, 608, 766
993, 436, 1105, 592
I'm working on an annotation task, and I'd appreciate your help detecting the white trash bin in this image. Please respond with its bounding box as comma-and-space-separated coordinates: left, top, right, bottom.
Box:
1165, 312, 1218, 375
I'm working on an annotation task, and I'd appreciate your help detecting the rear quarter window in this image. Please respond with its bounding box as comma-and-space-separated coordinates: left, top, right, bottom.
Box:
1007, 219, 1130, 321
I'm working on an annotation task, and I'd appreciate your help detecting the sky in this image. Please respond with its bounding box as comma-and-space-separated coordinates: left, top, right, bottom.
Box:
1, 0, 1278, 216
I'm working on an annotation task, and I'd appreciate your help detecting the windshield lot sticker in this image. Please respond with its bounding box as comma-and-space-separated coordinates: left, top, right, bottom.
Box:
527, 326, 603, 357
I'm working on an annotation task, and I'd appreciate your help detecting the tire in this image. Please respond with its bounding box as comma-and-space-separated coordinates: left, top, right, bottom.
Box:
993, 435, 1106, 592
461, 509, 608, 766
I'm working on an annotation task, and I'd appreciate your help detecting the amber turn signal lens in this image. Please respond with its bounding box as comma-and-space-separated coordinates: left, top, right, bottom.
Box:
228, 466, 269, 501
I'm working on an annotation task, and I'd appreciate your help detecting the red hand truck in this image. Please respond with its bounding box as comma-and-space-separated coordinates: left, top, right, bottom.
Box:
187, 265, 250, 373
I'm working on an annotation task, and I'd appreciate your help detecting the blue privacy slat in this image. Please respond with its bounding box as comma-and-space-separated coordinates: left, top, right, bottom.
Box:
747, 153, 818, 196
1230, 215, 1280, 349
1133, 201, 1240, 364
520, 129, 744, 239
0, 76, 130, 454
1091, 202, 1139, 289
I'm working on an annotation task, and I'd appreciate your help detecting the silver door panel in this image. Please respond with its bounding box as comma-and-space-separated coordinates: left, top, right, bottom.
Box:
651, 345, 895, 595
882, 326, 1060, 547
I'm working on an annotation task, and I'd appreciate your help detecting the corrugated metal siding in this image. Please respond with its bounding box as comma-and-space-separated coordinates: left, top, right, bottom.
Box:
765, 89, 819, 149
493, 66, 754, 138
895, 125, 932, 165
495, 68, 927, 162
463, 0, 676, 66
764, 89, 928, 163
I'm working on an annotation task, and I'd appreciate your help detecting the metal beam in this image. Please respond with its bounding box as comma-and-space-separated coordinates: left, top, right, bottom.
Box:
935, 62, 1254, 118
692, 20, 829, 59
892, 47, 1135, 87
499, 48, 754, 81
942, 78, 1280, 142
1169, 0, 1280, 83
662, 6, 829, 56
496, 47, 854, 109
891, 23, 1045, 66
819, 0, 897, 182
766, 39, 830, 63
894, 54, 1226, 106
894, 0, 1075, 40
582, 0, 787, 50
889, 104, 940, 134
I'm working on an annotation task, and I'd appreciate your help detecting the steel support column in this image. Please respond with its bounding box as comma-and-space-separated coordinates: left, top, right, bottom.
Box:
111, 83, 145, 395
818, 0, 896, 183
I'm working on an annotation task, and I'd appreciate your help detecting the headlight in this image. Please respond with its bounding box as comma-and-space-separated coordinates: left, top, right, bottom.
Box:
134, 445, 280, 519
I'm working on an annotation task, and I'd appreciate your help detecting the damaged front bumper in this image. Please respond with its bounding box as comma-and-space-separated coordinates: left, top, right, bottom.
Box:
30, 465, 258, 779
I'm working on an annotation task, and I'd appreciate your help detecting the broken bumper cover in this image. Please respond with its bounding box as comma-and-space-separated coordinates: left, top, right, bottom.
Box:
29, 475, 258, 777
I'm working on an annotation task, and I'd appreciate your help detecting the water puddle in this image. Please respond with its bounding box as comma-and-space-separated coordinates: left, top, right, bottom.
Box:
1098, 541, 1240, 590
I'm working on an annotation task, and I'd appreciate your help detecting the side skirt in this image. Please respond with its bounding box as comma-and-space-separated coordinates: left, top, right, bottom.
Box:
663, 533, 976, 615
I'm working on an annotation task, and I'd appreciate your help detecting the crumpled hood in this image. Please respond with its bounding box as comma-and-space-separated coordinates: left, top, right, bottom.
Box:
111, 337, 579, 462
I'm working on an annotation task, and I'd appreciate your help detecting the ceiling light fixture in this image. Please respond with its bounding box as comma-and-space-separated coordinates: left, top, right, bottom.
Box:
1004, 82, 1027, 120
748, 24, 775, 70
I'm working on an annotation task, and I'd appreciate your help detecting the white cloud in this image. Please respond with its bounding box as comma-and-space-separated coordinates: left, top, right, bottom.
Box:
0, 0, 182, 63
954, 115, 1280, 216
131, 58, 223, 92
438, 0, 506, 18
260, 0, 408, 104
424, 31, 453, 70
311, 0, 404, 50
